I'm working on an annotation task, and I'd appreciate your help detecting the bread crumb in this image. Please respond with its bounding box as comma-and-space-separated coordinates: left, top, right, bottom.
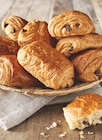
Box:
59, 132, 67, 137
58, 120, 62, 123
88, 131, 94, 135
79, 130, 84, 135
80, 134, 85, 139
79, 130, 85, 139
52, 122, 58, 127
46, 122, 58, 130
40, 132, 49, 137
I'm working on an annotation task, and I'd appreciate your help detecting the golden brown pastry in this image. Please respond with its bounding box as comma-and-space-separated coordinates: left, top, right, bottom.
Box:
18, 20, 53, 47
63, 93, 102, 130
0, 55, 42, 87
56, 33, 102, 57
17, 41, 74, 90
71, 48, 102, 82
0, 35, 19, 55
1, 16, 28, 42
48, 10, 95, 38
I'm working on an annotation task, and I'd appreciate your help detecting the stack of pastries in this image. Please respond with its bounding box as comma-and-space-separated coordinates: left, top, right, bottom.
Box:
48, 10, 102, 83
0, 14, 74, 89
0, 10, 102, 90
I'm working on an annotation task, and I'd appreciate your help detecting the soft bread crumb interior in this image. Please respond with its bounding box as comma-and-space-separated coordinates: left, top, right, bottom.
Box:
63, 109, 102, 130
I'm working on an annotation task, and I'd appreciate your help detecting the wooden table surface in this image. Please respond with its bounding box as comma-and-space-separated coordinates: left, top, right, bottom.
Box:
0, 0, 102, 140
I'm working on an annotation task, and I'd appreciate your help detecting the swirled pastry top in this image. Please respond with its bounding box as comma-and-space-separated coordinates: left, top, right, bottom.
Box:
18, 20, 52, 47
1, 16, 28, 42
48, 10, 95, 38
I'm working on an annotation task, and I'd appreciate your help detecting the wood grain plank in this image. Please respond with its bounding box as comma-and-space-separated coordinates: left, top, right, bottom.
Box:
49, 0, 73, 20
91, 0, 102, 32
24, 104, 79, 140
26, 0, 54, 22
2, 0, 34, 19
0, 0, 15, 18
73, 0, 95, 18
94, 125, 102, 140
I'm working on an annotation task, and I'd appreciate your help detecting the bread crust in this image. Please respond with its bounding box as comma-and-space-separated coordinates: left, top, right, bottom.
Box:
17, 41, 74, 89
1, 16, 28, 41
18, 20, 52, 47
63, 93, 102, 117
63, 93, 102, 130
71, 48, 102, 82
48, 10, 95, 38
0, 36, 19, 55
56, 33, 102, 57
0, 55, 41, 87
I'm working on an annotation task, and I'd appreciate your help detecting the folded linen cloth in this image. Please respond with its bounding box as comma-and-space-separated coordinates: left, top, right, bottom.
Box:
0, 89, 55, 130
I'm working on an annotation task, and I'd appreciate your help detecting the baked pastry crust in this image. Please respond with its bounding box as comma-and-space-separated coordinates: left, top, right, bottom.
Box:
63, 93, 102, 130
48, 10, 95, 38
0, 35, 19, 55
71, 48, 102, 82
0, 55, 41, 87
1, 16, 28, 41
56, 33, 102, 57
17, 41, 74, 89
18, 20, 52, 47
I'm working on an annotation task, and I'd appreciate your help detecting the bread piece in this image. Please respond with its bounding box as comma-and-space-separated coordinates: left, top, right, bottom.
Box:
48, 10, 95, 38
0, 35, 19, 55
56, 33, 102, 57
1, 16, 28, 41
0, 55, 41, 87
18, 20, 53, 47
71, 48, 102, 82
63, 93, 102, 130
17, 41, 74, 90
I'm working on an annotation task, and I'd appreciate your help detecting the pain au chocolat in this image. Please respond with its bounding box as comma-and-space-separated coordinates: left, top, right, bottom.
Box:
1, 16, 28, 42
0, 55, 41, 87
17, 41, 74, 90
48, 10, 95, 38
0, 35, 19, 55
56, 33, 102, 57
18, 20, 54, 47
71, 48, 102, 82
63, 93, 102, 130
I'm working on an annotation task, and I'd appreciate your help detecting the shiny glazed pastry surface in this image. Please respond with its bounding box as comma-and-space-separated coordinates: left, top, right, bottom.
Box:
48, 10, 95, 38
17, 41, 74, 89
